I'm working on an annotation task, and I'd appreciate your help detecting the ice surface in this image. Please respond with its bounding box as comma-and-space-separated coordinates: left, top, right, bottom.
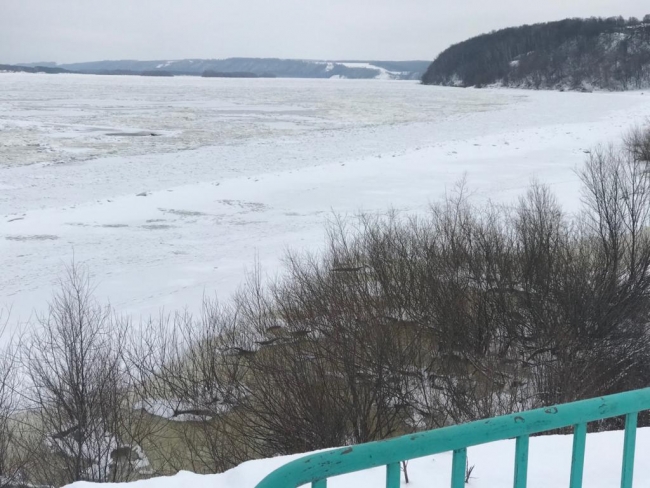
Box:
2, 73, 650, 334
1, 73, 500, 168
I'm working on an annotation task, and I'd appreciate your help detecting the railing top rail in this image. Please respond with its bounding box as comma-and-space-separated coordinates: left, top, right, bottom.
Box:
256, 388, 650, 488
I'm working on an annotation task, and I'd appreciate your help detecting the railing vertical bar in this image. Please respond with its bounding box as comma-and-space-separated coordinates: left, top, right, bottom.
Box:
312, 478, 327, 488
570, 423, 587, 488
513, 435, 529, 488
621, 412, 638, 488
451, 448, 467, 488
386, 462, 401, 488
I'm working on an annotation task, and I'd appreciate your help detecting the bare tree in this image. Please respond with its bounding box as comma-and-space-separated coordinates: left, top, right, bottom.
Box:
22, 266, 153, 486
0, 309, 31, 488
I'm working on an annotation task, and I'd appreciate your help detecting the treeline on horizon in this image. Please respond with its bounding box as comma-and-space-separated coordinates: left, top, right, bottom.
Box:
422, 15, 650, 90
0, 64, 272, 79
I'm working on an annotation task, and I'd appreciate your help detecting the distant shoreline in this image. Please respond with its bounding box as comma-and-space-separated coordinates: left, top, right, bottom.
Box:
2, 58, 429, 80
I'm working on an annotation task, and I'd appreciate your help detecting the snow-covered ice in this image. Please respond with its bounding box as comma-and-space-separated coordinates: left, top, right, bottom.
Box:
2, 73, 650, 332
63, 428, 650, 488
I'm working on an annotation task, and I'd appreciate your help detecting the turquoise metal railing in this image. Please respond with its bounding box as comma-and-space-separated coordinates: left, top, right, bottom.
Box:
255, 388, 650, 488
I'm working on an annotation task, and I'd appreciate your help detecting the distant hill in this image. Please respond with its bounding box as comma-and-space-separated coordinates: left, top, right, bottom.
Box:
422, 16, 650, 91
17, 58, 429, 80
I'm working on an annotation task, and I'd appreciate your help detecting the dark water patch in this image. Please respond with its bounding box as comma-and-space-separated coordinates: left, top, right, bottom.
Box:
106, 131, 161, 137
6, 234, 59, 241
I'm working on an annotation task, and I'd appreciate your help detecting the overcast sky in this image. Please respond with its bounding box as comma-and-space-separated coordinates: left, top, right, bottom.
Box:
1, 0, 648, 64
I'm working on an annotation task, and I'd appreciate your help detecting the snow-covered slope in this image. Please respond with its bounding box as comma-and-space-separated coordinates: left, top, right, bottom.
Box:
335, 62, 408, 80
2, 75, 650, 332
64, 428, 650, 488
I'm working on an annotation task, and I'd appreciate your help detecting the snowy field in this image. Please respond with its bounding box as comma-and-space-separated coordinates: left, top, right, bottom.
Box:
65, 428, 650, 488
2, 73, 650, 331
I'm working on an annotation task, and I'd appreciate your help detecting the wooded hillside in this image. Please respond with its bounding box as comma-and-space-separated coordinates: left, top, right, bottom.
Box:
422, 16, 650, 91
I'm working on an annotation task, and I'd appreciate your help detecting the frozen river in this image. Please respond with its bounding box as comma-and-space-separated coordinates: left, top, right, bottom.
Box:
0, 74, 516, 168
2, 73, 650, 330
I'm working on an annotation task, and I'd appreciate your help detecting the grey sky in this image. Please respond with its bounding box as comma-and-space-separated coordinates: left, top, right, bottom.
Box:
1, 0, 648, 64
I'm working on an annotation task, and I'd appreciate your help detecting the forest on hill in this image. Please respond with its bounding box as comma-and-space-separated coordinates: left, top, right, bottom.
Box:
422, 16, 650, 91
0, 64, 71, 74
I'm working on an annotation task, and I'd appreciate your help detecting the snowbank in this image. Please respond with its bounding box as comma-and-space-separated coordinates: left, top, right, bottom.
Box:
64, 428, 650, 488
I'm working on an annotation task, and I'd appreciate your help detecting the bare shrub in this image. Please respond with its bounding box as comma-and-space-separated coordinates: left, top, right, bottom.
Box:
623, 124, 650, 164
10, 126, 650, 481
130, 301, 254, 473
219, 126, 650, 451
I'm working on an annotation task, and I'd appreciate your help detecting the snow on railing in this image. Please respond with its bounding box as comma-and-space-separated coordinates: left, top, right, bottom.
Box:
255, 388, 650, 488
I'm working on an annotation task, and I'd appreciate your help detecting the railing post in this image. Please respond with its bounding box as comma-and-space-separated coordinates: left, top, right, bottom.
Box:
570, 423, 587, 488
386, 462, 400, 488
513, 435, 529, 488
621, 412, 638, 488
312, 479, 327, 488
451, 448, 467, 488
